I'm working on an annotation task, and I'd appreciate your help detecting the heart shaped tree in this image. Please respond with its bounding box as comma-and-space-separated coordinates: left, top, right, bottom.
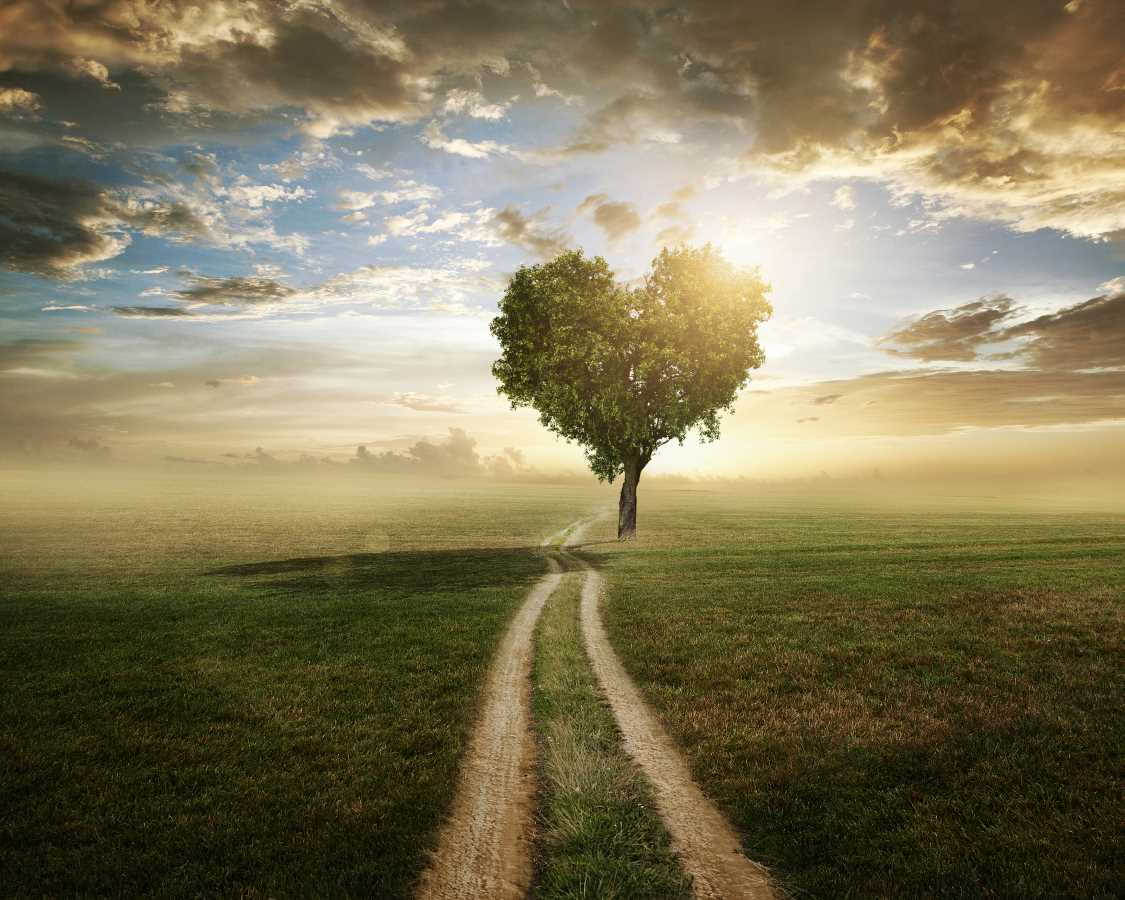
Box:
491, 244, 771, 540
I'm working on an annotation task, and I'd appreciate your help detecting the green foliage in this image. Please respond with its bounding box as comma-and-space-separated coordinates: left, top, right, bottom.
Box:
491, 245, 771, 481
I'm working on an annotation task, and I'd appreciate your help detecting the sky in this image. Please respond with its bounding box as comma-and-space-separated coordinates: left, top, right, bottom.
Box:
1, 0, 1123, 482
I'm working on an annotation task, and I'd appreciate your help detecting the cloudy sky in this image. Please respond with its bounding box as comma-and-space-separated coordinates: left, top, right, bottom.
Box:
1, 0, 1123, 479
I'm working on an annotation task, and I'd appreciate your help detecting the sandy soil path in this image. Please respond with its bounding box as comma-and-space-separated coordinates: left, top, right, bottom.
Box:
568, 532, 775, 900
416, 519, 588, 900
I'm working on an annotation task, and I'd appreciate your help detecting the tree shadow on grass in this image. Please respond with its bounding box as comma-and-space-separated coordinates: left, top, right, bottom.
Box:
205, 547, 556, 599
10, 546, 605, 900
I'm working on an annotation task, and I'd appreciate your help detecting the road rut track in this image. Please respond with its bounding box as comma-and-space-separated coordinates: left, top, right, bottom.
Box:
416, 517, 594, 900
564, 528, 776, 900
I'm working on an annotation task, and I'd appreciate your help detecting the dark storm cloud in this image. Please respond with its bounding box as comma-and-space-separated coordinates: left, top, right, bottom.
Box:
0, 1, 1120, 235
166, 6, 420, 138
176, 275, 296, 307
0, 170, 211, 277
764, 286, 1125, 438
552, 1, 1124, 237
881, 290, 1125, 370
491, 206, 569, 260
724, 0, 1125, 237
1000, 292, 1125, 371
0, 2, 415, 136
879, 297, 1018, 362
0, 171, 125, 277
0, 0, 563, 138
577, 194, 642, 242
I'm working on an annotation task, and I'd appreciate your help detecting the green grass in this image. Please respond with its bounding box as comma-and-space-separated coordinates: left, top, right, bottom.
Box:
6, 472, 1121, 897
0, 471, 604, 897
586, 487, 1125, 899
531, 560, 691, 900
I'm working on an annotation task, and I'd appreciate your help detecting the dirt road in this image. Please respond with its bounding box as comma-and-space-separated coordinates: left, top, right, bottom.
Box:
416, 519, 590, 899
419, 515, 771, 899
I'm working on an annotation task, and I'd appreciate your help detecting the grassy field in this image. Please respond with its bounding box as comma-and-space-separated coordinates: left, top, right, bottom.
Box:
4, 471, 1121, 898
531, 563, 690, 899
585, 487, 1125, 898
0, 471, 603, 897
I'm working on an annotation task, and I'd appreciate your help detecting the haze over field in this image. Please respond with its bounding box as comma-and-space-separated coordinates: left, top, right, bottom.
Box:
1, 0, 1123, 484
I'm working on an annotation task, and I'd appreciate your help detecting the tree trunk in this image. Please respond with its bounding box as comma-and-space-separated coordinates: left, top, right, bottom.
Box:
618, 455, 641, 541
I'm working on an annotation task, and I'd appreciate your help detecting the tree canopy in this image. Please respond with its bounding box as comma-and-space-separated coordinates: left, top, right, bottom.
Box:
491, 244, 771, 536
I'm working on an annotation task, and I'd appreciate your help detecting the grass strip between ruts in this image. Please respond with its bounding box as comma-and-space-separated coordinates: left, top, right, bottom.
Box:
531, 560, 692, 899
